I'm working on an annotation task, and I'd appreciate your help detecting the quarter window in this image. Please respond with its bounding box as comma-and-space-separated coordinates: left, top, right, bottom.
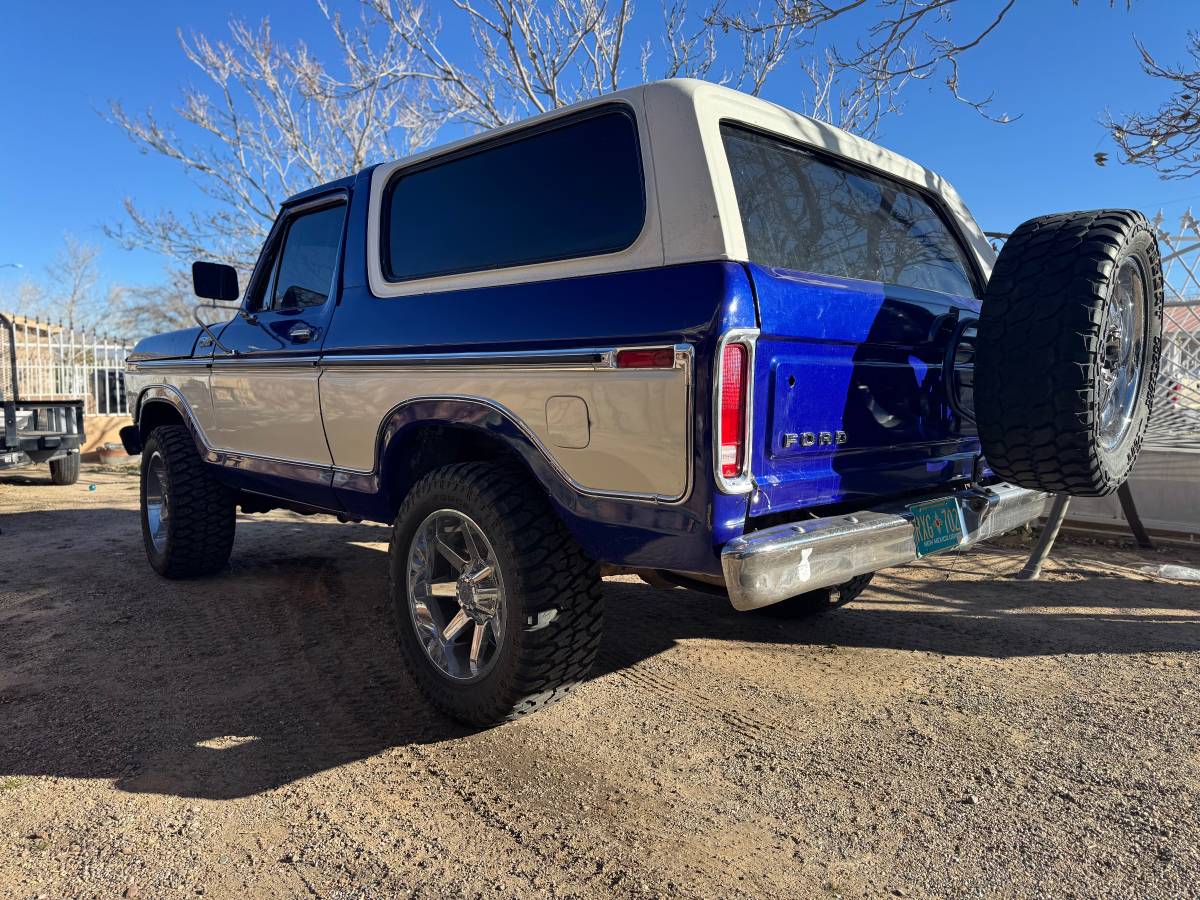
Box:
721, 123, 976, 297
383, 107, 645, 282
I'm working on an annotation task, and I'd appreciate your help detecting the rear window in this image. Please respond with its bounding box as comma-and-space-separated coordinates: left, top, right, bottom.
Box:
721, 123, 976, 297
383, 107, 645, 282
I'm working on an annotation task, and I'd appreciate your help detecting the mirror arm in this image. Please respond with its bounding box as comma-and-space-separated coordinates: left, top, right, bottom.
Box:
192, 303, 238, 356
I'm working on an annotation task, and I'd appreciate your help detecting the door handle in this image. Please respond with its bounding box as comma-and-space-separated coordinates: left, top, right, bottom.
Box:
288, 323, 316, 343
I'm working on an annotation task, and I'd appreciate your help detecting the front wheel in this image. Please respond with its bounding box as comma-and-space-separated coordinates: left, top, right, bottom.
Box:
390, 462, 603, 726
140, 425, 236, 578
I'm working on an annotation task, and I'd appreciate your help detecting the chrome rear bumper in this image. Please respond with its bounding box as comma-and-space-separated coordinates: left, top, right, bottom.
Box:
720, 483, 1049, 611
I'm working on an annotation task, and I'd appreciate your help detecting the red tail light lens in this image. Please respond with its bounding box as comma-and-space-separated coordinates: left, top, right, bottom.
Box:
615, 347, 675, 369
718, 342, 748, 478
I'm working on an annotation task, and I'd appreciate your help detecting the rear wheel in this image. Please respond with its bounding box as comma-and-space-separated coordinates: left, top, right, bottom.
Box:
390, 462, 603, 726
48, 452, 80, 485
140, 425, 236, 578
975, 210, 1164, 496
756, 572, 874, 619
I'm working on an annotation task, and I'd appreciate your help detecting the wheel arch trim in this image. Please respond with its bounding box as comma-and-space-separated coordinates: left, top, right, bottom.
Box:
132, 385, 208, 452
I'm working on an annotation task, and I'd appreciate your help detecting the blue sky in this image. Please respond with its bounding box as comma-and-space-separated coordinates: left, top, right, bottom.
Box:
0, 0, 1196, 300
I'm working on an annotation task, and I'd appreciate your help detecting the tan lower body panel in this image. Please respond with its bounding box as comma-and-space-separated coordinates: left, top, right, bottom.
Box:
127, 367, 332, 466
319, 365, 691, 499
210, 367, 331, 465
128, 359, 692, 501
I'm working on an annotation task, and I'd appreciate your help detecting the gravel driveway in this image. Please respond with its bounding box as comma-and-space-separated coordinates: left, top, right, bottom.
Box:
2, 465, 1199, 899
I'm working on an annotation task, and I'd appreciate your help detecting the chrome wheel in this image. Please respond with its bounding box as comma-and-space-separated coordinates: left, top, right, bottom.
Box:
145, 450, 169, 552
1097, 256, 1147, 451
406, 509, 506, 683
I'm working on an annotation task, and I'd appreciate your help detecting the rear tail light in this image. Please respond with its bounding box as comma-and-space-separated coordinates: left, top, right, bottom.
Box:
718, 342, 749, 479
615, 347, 675, 369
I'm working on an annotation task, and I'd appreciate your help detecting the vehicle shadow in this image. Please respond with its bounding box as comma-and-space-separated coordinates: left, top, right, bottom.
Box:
1, 507, 1197, 800
0, 471, 60, 487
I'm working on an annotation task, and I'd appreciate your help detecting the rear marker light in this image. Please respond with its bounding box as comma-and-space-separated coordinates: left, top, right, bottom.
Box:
719, 342, 748, 479
616, 347, 675, 369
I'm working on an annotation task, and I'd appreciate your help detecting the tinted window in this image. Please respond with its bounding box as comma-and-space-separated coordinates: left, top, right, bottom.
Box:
384, 108, 645, 281
721, 124, 976, 297
269, 203, 345, 310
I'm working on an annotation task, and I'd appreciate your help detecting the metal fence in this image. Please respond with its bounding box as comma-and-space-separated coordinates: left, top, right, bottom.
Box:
0, 315, 132, 416
1150, 211, 1200, 450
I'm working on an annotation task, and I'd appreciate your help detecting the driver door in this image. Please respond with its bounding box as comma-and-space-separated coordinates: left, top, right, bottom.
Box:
209, 193, 347, 468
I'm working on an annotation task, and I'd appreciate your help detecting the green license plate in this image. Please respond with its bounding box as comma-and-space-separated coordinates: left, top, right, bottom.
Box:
909, 497, 965, 557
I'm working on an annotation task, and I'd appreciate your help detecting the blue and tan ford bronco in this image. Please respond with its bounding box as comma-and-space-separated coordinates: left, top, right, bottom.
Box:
122, 80, 1164, 725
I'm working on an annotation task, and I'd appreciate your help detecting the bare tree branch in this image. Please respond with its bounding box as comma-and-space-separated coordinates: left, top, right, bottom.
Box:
106, 8, 438, 274
105, 269, 201, 338
47, 235, 101, 334
704, 0, 1026, 129
1106, 33, 1200, 179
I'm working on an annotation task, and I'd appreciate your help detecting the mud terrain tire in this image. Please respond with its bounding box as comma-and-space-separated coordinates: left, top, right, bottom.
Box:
390, 462, 603, 726
140, 425, 237, 578
975, 210, 1164, 496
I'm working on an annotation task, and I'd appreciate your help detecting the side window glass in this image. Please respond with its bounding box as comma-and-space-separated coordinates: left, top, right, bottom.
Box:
383, 107, 645, 281
269, 203, 346, 310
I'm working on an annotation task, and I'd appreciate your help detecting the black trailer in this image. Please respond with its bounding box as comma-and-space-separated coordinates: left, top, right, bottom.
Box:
1, 313, 85, 485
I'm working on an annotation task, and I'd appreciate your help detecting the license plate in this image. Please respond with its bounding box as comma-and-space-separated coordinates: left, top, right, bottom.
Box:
909, 497, 965, 557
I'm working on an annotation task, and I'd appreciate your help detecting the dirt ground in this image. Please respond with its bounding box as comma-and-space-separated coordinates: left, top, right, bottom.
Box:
2, 464, 1199, 900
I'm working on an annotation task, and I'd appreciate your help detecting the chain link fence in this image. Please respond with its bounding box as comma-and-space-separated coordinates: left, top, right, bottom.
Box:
1149, 211, 1200, 451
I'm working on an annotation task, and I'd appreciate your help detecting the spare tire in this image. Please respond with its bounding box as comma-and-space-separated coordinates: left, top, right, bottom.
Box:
975, 209, 1164, 497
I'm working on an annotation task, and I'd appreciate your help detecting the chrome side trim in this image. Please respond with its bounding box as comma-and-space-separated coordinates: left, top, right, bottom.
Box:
128, 358, 214, 370
132, 344, 693, 373
130, 356, 323, 372
712, 327, 759, 495
720, 483, 1050, 611
209, 355, 322, 370
317, 343, 690, 371
321, 349, 605, 369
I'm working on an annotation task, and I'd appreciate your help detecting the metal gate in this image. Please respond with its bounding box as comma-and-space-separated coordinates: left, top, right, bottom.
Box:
0, 315, 132, 417
1150, 211, 1200, 451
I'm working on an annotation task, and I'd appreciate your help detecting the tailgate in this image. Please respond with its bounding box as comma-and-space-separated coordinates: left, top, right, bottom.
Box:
746, 264, 981, 518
